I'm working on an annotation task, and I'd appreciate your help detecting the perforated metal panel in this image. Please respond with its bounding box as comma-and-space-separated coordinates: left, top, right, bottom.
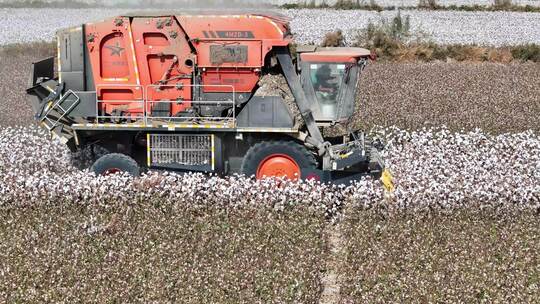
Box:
148, 134, 214, 170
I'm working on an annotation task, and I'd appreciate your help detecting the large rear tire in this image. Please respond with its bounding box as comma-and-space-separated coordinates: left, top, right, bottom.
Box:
241, 141, 317, 180
91, 153, 140, 177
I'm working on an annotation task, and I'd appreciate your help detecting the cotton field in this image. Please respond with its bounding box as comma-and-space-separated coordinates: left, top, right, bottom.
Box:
1, 6, 539, 302
1, 8, 540, 46
287, 9, 540, 46
1, 126, 538, 212
380, 127, 540, 210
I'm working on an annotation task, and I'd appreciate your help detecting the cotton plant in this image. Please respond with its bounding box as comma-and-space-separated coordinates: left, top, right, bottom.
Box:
284, 9, 540, 46
1, 8, 540, 46
1, 126, 539, 213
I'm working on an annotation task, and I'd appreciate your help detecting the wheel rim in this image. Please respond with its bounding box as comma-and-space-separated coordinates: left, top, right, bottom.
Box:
103, 168, 122, 176
256, 154, 301, 180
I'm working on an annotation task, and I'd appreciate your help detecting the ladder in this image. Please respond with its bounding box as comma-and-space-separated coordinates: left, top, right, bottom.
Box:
39, 90, 80, 144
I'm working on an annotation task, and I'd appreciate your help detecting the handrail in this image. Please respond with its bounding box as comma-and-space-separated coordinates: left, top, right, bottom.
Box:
95, 84, 145, 122
94, 83, 236, 127
145, 84, 236, 126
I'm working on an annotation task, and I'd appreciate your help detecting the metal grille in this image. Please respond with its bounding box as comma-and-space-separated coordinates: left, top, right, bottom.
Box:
149, 134, 213, 168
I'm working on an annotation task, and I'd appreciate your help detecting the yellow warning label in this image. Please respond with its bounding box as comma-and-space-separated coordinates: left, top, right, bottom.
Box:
146, 133, 151, 167
381, 169, 395, 192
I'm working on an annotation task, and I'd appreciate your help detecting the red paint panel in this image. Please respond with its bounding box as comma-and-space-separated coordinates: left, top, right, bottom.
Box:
147, 54, 176, 83
131, 17, 194, 116
143, 33, 170, 46
177, 14, 291, 71
100, 89, 134, 101
100, 89, 144, 116
202, 69, 260, 93
100, 33, 130, 78
176, 15, 289, 41
86, 17, 142, 116
84, 14, 295, 118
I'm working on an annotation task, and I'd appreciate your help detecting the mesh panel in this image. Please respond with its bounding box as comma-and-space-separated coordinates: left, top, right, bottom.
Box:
149, 134, 212, 166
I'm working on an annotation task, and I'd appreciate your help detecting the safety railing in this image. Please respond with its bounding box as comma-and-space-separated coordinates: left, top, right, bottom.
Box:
145, 84, 236, 124
95, 84, 145, 122
95, 84, 236, 127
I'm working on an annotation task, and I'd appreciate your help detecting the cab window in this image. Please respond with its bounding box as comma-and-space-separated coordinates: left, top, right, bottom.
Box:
309, 63, 346, 119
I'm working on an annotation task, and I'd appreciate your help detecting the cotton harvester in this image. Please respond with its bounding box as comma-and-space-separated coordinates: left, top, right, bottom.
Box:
27, 12, 393, 186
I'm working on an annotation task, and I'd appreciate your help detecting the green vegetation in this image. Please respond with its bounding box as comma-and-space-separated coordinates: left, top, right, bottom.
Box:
354, 11, 411, 54
493, 0, 515, 10
321, 30, 346, 47
511, 44, 540, 62
421, 0, 540, 13
281, 0, 328, 9
334, 0, 383, 11
418, 0, 438, 10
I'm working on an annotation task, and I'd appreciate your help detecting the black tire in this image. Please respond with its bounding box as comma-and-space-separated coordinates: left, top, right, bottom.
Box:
91, 153, 140, 176
241, 140, 317, 179
70, 145, 109, 170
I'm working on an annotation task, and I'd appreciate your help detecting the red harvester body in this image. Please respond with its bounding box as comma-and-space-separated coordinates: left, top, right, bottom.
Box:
27, 12, 391, 185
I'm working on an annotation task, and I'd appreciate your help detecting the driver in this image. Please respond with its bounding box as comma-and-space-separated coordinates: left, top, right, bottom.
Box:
315, 64, 339, 101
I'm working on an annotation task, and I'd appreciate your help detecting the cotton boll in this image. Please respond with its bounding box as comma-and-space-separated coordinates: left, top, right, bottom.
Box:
0, 126, 539, 213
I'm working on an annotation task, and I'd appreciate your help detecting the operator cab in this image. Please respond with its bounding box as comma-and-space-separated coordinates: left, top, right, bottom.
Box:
298, 47, 372, 124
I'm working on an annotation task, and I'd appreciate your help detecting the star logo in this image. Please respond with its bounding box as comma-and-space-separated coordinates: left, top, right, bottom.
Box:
105, 42, 125, 57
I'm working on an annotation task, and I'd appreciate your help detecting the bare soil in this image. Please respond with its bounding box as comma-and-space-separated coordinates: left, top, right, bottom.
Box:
319, 223, 344, 304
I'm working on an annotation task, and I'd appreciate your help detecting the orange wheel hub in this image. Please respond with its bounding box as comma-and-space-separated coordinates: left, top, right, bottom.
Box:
256, 154, 301, 180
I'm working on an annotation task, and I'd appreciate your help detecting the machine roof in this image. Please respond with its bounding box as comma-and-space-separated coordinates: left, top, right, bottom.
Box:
122, 10, 290, 21
119, 11, 291, 41
300, 47, 372, 62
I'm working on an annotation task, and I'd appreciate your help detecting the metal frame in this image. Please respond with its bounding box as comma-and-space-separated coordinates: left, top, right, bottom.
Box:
94, 84, 236, 126
145, 84, 236, 124
147, 133, 216, 172
95, 84, 145, 122
41, 90, 80, 131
